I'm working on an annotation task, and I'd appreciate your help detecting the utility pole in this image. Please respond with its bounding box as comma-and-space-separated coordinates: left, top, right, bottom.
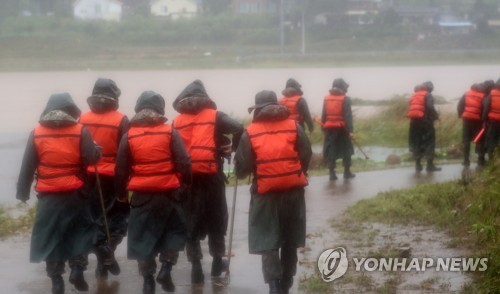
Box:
280, 0, 284, 55
301, 8, 305, 55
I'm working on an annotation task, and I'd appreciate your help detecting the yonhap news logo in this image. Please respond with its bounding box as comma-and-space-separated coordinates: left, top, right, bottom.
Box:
317, 247, 488, 282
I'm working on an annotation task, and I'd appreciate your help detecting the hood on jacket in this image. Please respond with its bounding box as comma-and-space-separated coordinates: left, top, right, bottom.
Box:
250, 90, 290, 122
173, 80, 217, 114
471, 83, 487, 94
87, 78, 121, 113
282, 78, 303, 97
422, 81, 434, 93
330, 78, 349, 94
39, 92, 81, 127
131, 91, 168, 126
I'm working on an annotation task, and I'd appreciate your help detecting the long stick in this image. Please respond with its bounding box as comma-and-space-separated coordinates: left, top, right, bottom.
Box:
352, 137, 369, 160
226, 178, 238, 277
94, 166, 111, 243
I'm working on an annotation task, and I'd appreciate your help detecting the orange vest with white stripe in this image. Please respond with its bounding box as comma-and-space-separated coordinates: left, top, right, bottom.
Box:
323, 94, 345, 128
127, 124, 181, 191
247, 119, 308, 194
279, 96, 301, 121
33, 124, 84, 193
173, 109, 217, 174
488, 89, 500, 121
80, 111, 125, 176
462, 90, 485, 121
406, 90, 428, 119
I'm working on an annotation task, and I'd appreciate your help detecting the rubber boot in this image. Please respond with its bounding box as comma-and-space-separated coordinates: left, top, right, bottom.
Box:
95, 262, 108, 281
269, 280, 281, 294
415, 158, 423, 172
156, 263, 175, 292
191, 260, 204, 284
96, 244, 120, 276
343, 166, 356, 179
329, 169, 337, 181
143, 275, 155, 294
211, 257, 228, 277
426, 159, 442, 172
51, 275, 64, 294
477, 155, 487, 167
69, 266, 89, 291
463, 143, 471, 167
280, 276, 293, 294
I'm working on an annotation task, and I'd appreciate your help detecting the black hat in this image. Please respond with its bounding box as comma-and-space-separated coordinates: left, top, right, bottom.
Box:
89, 78, 121, 101
332, 78, 349, 92
248, 90, 278, 113
41, 92, 81, 120
134, 91, 165, 115
422, 81, 434, 92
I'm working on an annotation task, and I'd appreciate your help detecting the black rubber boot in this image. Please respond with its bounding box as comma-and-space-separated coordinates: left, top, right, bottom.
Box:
426, 159, 442, 172
415, 158, 423, 172
156, 263, 175, 292
343, 167, 356, 179
69, 267, 89, 292
51, 275, 64, 294
269, 280, 281, 294
143, 275, 156, 294
280, 276, 293, 294
211, 257, 228, 277
329, 169, 337, 181
96, 244, 120, 276
95, 262, 108, 281
191, 260, 204, 284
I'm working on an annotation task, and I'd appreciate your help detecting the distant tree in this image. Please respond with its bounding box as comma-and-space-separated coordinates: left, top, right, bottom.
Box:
203, 0, 231, 14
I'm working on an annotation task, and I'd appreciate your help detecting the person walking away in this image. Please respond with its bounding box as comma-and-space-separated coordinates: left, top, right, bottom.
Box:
115, 91, 192, 294
407, 81, 441, 172
16, 93, 101, 294
457, 82, 489, 167
279, 78, 314, 133
482, 78, 500, 159
172, 80, 243, 284
235, 90, 312, 294
75, 78, 130, 280
321, 78, 355, 180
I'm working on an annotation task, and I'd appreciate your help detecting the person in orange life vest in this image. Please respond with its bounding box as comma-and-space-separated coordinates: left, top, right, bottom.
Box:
321, 78, 355, 180
407, 81, 441, 172
482, 78, 500, 158
115, 91, 192, 294
279, 78, 314, 133
457, 82, 489, 167
171, 80, 243, 283
234, 90, 312, 294
16, 93, 101, 294
70, 78, 130, 282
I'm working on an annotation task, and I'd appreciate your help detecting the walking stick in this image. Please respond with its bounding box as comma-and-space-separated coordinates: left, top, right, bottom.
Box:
225, 178, 238, 283
94, 165, 112, 244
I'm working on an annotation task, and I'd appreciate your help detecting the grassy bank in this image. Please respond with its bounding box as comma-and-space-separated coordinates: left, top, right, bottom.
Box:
340, 157, 500, 292
0, 205, 35, 238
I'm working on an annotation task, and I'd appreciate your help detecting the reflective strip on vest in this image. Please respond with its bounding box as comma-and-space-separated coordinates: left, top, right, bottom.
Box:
127, 124, 180, 192
488, 89, 500, 121
462, 90, 484, 121
323, 94, 345, 128
173, 108, 217, 174
247, 119, 308, 194
406, 91, 427, 119
34, 124, 84, 192
80, 111, 125, 176
279, 96, 301, 121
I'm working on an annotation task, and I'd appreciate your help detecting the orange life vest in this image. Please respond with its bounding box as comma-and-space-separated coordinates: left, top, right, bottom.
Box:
247, 119, 308, 194
33, 124, 84, 193
323, 94, 345, 128
173, 108, 217, 174
80, 111, 125, 176
488, 89, 500, 121
406, 90, 428, 119
279, 96, 302, 121
462, 90, 485, 121
127, 124, 181, 192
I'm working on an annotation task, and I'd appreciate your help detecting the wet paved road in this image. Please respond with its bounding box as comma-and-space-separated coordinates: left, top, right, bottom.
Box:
0, 164, 467, 293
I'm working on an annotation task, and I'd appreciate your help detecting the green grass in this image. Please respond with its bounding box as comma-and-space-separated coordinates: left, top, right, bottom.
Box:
343, 155, 500, 293
0, 205, 35, 238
